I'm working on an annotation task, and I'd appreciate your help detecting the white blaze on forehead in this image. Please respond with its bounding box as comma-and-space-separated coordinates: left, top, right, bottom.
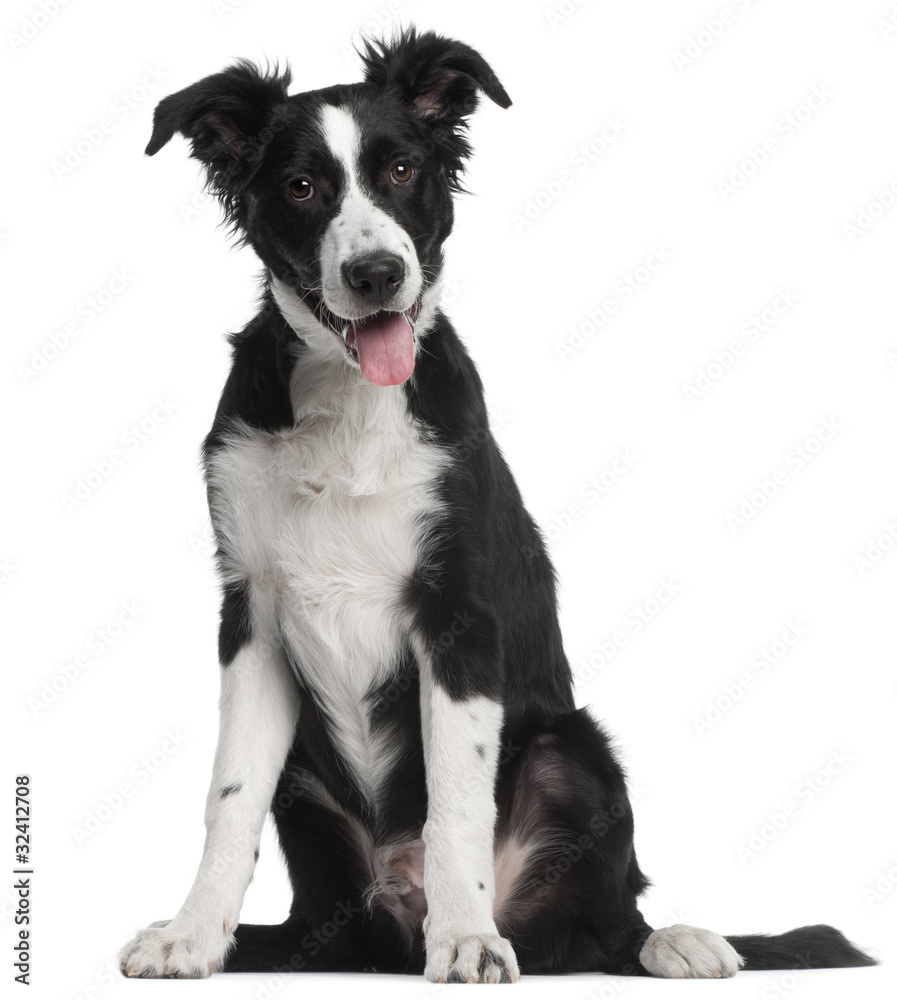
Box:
319, 102, 362, 184
317, 103, 422, 320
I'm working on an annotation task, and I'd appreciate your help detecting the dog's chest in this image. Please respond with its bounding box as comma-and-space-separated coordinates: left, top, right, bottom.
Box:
210, 378, 445, 799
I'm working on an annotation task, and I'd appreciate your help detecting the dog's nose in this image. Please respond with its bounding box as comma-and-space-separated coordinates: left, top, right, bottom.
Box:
342, 254, 405, 305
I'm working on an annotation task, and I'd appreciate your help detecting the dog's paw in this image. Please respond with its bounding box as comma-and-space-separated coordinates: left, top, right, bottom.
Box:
119, 918, 234, 979
640, 924, 745, 979
425, 932, 520, 983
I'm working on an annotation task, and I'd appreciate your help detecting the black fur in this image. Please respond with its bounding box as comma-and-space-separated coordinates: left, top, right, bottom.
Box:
216, 579, 252, 666
726, 926, 877, 971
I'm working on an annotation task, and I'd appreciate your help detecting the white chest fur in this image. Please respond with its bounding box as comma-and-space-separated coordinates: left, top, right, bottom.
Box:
206, 362, 447, 803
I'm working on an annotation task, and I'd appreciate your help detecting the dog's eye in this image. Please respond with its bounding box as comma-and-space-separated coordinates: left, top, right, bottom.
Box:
288, 178, 314, 202
390, 163, 414, 185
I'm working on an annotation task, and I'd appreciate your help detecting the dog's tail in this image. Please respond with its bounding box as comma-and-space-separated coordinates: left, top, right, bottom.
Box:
725, 924, 876, 970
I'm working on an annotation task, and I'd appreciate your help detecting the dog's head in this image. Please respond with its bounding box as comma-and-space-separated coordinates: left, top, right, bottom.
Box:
146, 28, 510, 386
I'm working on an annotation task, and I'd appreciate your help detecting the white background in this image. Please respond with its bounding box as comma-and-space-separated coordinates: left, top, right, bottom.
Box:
4, 0, 896, 997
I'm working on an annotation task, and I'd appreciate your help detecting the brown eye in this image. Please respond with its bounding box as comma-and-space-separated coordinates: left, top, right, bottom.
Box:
288, 178, 314, 202
390, 163, 414, 184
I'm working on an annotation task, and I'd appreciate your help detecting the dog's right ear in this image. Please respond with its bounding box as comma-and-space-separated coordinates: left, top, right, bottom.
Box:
146, 59, 291, 165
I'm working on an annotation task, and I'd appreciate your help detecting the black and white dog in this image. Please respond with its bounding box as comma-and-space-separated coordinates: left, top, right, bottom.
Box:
119, 29, 874, 983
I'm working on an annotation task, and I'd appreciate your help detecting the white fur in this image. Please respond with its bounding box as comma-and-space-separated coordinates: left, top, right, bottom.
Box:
205, 295, 449, 803
640, 924, 745, 979
120, 634, 300, 978
317, 104, 423, 320
416, 669, 520, 983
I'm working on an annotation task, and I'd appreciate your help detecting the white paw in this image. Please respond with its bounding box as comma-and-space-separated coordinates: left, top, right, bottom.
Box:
425, 931, 520, 983
119, 918, 234, 979
640, 924, 744, 979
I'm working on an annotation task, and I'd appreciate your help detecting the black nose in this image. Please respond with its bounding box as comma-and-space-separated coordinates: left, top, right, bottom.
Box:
342, 254, 405, 305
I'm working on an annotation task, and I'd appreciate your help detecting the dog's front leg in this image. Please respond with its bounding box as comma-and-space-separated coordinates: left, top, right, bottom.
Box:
415, 611, 519, 984
120, 619, 299, 979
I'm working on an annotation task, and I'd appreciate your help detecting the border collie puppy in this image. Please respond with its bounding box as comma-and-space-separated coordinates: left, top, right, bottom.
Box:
119, 28, 875, 983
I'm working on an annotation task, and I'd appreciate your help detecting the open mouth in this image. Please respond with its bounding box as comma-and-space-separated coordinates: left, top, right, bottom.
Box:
306, 293, 421, 387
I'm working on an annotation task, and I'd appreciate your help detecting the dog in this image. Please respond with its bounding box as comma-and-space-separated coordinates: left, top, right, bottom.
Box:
119, 28, 875, 982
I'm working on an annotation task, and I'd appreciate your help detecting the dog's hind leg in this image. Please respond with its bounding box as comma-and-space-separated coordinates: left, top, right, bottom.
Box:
120, 589, 300, 979
491, 710, 653, 975
491, 710, 746, 978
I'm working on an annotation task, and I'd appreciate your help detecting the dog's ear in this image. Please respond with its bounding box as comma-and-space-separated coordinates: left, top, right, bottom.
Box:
146, 59, 290, 164
360, 28, 511, 122
360, 29, 509, 191
146, 60, 290, 231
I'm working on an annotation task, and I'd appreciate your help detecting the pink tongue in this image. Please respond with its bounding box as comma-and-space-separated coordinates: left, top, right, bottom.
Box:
349, 312, 415, 386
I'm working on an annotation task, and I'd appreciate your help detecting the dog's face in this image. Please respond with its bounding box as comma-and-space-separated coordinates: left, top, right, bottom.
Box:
147, 30, 510, 385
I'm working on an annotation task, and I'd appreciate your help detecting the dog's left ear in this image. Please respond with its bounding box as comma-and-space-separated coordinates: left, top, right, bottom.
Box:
360, 28, 511, 123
